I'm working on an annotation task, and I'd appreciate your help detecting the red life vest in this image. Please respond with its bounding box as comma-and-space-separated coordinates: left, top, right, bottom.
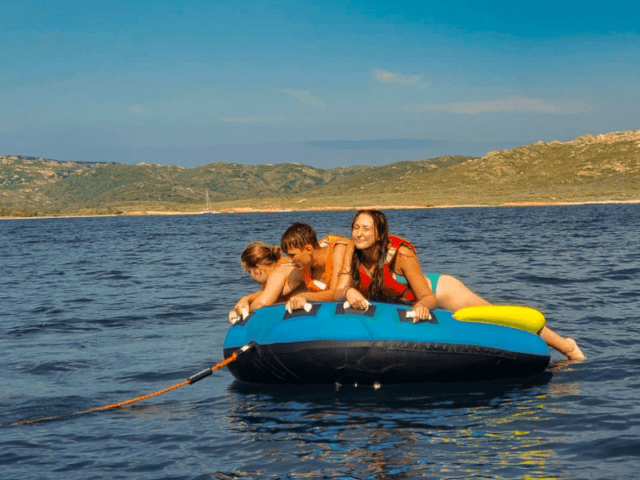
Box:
357, 235, 416, 302
300, 235, 349, 292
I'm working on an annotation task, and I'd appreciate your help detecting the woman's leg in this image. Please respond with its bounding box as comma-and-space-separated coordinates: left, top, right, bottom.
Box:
427, 274, 586, 360
539, 326, 586, 360
430, 274, 491, 311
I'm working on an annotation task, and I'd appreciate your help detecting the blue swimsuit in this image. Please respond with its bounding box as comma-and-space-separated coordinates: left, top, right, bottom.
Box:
394, 272, 441, 295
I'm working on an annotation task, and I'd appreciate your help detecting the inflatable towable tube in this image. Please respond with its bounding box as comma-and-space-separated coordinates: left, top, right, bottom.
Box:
223, 302, 551, 385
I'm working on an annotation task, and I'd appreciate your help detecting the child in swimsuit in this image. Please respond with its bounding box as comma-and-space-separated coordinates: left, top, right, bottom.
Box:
228, 241, 303, 322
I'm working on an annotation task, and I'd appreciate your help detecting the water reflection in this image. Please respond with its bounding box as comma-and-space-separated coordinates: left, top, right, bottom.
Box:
226, 376, 559, 478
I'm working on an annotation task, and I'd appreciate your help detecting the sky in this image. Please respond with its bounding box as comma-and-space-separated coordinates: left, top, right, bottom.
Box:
1, 0, 638, 168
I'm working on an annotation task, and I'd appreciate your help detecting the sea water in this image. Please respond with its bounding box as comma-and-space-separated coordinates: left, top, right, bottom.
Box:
1, 205, 639, 479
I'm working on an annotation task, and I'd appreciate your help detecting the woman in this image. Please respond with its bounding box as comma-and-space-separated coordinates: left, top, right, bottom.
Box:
228, 241, 304, 323
335, 209, 586, 360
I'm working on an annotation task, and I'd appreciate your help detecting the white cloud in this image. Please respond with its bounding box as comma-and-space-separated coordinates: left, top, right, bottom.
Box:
129, 105, 145, 114
403, 96, 593, 114
373, 69, 422, 85
283, 89, 325, 108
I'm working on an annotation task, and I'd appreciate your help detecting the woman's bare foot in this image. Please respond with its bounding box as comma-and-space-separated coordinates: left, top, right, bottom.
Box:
565, 338, 587, 360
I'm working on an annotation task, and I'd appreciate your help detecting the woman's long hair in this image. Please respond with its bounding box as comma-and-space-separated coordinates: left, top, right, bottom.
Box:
241, 241, 281, 270
350, 210, 389, 300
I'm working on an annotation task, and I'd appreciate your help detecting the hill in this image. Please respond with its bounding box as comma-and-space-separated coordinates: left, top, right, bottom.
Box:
1, 129, 639, 217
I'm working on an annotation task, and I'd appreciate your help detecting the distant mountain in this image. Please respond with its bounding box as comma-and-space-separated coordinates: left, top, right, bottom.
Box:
1, 129, 639, 217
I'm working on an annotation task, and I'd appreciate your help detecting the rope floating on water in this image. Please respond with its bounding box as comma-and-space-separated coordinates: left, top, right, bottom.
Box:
14, 342, 256, 426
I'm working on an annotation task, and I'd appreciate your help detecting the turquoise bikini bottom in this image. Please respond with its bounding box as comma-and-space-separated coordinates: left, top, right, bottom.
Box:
395, 272, 441, 295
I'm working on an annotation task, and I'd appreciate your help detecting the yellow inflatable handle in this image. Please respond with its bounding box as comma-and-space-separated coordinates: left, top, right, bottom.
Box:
452, 306, 545, 334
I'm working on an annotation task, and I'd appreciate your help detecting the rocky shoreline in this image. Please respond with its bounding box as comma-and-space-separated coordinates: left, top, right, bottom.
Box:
3, 199, 640, 220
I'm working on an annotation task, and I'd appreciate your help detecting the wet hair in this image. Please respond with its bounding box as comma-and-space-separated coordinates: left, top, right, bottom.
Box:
350, 210, 390, 300
280, 222, 320, 252
240, 241, 282, 270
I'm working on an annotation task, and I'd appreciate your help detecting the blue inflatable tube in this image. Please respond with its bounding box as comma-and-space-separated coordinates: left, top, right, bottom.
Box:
223, 302, 551, 385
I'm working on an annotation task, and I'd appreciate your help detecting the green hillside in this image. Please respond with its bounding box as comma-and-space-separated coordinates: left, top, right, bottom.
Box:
1, 129, 639, 217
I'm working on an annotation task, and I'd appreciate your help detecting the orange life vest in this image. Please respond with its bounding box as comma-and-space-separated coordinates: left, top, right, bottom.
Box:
300, 235, 349, 292
356, 235, 416, 302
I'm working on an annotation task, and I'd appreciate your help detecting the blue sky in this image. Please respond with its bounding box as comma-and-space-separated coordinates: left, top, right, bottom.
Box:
2, 0, 638, 168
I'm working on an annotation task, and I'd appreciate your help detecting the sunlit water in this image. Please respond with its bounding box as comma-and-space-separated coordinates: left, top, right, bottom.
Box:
1, 205, 639, 479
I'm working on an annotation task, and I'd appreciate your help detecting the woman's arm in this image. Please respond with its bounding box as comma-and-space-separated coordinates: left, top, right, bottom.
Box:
229, 291, 261, 322
326, 242, 348, 298
333, 242, 369, 309
334, 242, 354, 299
235, 291, 260, 311
395, 246, 437, 320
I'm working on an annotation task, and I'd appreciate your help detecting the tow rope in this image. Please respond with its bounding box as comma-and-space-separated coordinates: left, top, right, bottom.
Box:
14, 342, 256, 426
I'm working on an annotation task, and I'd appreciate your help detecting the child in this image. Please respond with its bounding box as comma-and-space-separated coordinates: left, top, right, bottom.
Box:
279, 222, 350, 311
228, 241, 303, 322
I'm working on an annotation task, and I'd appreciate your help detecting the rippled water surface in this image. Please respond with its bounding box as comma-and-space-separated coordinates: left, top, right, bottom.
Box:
2, 205, 639, 479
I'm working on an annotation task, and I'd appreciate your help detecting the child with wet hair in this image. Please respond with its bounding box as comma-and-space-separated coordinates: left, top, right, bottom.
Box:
229, 241, 303, 323
280, 223, 350, 312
